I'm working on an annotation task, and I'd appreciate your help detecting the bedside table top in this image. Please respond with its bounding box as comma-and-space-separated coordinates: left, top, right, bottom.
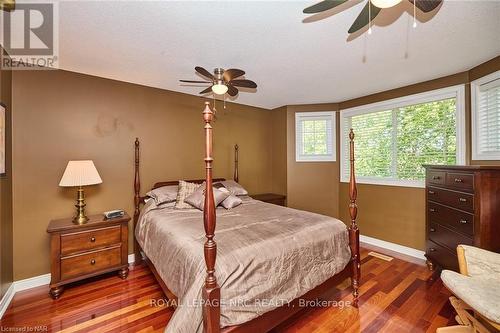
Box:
47, 213, 131, 233
250, 193, 286, 201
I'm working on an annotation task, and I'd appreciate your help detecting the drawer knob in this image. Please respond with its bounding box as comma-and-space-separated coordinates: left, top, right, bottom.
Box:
459, 219, 468, 224
454, 178, 463, 183
90, 259, 96, 265
429, 208, 436, 212
429, 248, 436, 252
432, 176, 440, 180
459, 198, 467, 202
430, 228, 436, 232
90, 237, 96, 242
428, 190, 435, 195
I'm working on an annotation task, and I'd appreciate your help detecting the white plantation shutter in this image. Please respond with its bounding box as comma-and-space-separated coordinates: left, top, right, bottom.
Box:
295, 111, 336, 162
472, 71, 500, 160
341, 86, 465, 187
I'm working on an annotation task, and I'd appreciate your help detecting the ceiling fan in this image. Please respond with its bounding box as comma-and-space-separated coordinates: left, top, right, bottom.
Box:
303, 0, 442, 34
180, 67, 257, 96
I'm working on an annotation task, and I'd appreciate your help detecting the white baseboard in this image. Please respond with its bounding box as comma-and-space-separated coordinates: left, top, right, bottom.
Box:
0, 253, 137, 319
360, 235, 426, 260
0, 283, 15, 319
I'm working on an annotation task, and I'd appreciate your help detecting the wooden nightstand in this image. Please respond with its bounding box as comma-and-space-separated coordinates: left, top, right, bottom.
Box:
250, 193, 286, 206
47, 213, 130, 299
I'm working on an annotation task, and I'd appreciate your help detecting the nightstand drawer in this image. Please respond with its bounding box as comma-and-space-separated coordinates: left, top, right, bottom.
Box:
61, 246, 121, 280
61, 226, 121, 255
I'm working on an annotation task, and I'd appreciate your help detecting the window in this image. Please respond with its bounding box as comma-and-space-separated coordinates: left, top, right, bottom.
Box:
295, 111, 336, 162
472, 70, 500, 160
340, 86, 465, 187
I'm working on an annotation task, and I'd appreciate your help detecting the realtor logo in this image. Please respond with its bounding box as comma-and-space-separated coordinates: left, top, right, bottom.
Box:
1, 2, 59, 69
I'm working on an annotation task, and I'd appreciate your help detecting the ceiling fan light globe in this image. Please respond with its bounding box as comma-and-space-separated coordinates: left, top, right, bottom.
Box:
371, 0, 402, 8
212, 84, 228, 95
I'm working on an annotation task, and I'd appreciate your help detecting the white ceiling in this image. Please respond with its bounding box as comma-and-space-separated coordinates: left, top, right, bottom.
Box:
57, 0, 500, 109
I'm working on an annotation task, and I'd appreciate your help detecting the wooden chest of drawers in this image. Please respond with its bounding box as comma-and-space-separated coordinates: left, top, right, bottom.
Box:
47, 213, 130, 299
424, 165, 500, 271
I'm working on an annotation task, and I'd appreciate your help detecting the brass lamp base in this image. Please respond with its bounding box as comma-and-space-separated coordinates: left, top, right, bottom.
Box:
73, 186, 89, 225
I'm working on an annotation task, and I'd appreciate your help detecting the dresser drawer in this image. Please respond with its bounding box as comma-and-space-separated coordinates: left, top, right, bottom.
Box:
429, 222, 473, 252
427, 202, 474, 236
426, 240, 458, 271
427, 187, 474, 213
61, 246, 121, 280
445, 172, 474, 193
61, 226, 121, 255
427, 170, 446, 186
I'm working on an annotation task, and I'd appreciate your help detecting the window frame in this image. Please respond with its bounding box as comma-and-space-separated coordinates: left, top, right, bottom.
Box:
340, 85, 466, 188
471, 70, 500, 161
295, 111, 336, 162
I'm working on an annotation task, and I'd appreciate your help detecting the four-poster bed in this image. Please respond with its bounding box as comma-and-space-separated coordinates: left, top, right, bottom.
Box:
133, 102, 360, 333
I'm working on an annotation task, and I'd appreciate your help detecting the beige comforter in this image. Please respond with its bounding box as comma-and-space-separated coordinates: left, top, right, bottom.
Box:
136, 196, 351, 333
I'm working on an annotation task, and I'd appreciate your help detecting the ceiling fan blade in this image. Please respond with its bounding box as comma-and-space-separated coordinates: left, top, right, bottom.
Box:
227, 85, 238, 97
179, 80, 211, 84
199, 86, 213, 94
230, 79, 257, 89
303, 0, 348, 14
408, 0, 442, 13
223, 69, 245, 82
348, 2, 381, 34
195, 66, 215, 80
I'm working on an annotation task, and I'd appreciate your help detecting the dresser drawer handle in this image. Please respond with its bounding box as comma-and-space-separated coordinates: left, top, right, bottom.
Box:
90, 259, 96, 265
454, 178, 463, 183
428, 190, 435, 195
459, 219, 468, 224
459, 198, 467, 202
90, 237, 96, 242
429, 208, 436, 212
432, 176, 440, 180
430, 228, 436, 232
429, 248, 436, 252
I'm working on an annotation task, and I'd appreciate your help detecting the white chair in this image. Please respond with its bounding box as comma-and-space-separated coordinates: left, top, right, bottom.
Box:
438, 245, 500, 333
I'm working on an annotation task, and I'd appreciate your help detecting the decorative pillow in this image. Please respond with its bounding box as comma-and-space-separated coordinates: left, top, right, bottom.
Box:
175, 181, 202, 209
146, 185, 178, 205
218, 187, 243, 209
185, 183, 230, 211
215, 180, 248, 196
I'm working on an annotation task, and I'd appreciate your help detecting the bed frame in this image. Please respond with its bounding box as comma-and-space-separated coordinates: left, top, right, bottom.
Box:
133, 102, 360, 333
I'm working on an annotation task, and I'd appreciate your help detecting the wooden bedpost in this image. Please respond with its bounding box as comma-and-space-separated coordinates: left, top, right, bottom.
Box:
348, 129, 360, 305
234, 144, 239, 183
133, 138, 143, 264
202, 102, 221, 333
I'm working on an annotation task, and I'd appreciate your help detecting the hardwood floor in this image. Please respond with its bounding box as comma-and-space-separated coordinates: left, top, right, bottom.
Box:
0, 245, 456, 332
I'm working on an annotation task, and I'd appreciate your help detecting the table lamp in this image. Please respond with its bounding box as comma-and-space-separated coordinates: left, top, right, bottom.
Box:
59, 160, 102, 224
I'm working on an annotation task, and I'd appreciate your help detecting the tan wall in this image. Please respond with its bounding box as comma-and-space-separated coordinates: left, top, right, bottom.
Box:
0, 49, 13, 297
11, 70, 274, 280
286, 104, 340, 218
270, 107, 287, 195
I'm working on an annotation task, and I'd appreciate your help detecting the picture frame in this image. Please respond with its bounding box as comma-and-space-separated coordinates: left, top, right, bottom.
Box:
0, 102, 5, 177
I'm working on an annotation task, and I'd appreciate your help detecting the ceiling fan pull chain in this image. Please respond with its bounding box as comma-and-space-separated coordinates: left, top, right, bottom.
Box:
224, 94, 226, 109
368, 0, 372, 35
413, 0, 417, 28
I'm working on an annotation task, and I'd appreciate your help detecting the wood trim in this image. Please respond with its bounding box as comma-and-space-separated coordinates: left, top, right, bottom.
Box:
469, 55, 500, 82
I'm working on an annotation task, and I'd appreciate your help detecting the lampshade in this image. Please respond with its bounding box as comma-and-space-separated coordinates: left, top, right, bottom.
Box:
212, 83, 228, 95
371, 0, 402, 8
59, 160, 102, 187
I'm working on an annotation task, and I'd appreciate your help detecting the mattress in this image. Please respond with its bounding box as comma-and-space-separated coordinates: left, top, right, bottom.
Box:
136, 195, 351, 333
